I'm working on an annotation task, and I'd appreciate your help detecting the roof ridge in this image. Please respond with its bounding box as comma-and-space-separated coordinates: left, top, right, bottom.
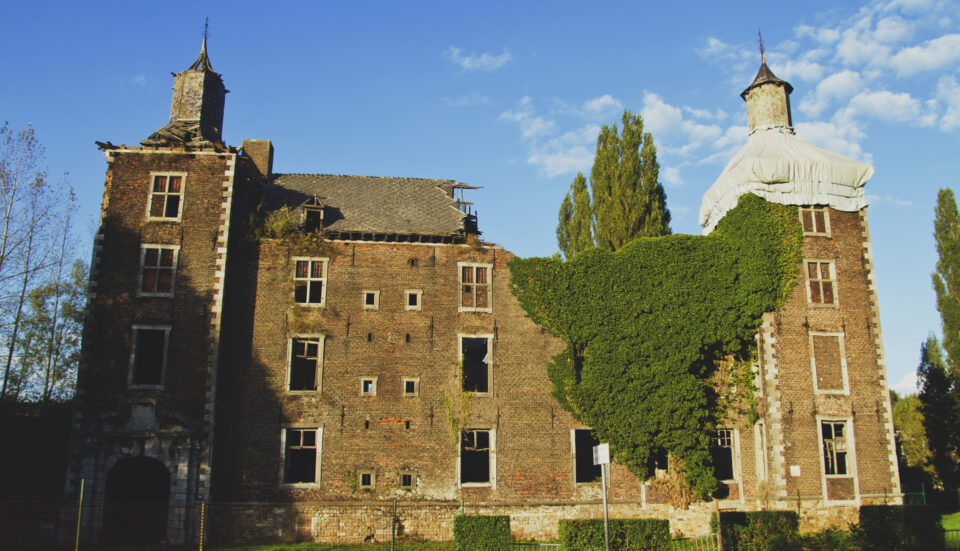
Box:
273, 172, 461, 184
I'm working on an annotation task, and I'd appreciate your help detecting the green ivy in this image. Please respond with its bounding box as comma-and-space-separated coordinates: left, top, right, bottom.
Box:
508, 194, 802, 495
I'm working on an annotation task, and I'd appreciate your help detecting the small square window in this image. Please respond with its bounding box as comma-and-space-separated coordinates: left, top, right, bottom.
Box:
360, 377, 378, 396
800, 206, 830, 236
147, 173, 185, 220
363, 290, 380, 310
402, 377, 420, 397
399, 470, 417, 490
358, 470, 376, 489
405, 290, 423, 311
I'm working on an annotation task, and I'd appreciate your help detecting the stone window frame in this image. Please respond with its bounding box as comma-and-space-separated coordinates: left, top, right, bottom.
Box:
292, 257, 328, 307
358, 469, 376, 490
127, 324, 171, 390
799, 206, 831, 237
570, 428, 602, 485
137, 244, 180, 297
458, 333, 494, 396
362, 290, 380, 310
359, 376, 378, 397
809, 331, 850, 395
816, 416, 860, 505
279, 425, 322, 486
404, 289, 423, 311
709, 427, 740, 484
458, 427, 496, 488
146, 172, 186, 222
458, 262, 493, 313
398, 470, 418, 490
804, 259, 839, 307
401, 377, 420, 397
286, 334, 325, 393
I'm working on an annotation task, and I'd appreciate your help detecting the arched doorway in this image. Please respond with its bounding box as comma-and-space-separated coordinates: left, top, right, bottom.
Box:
101, 456, 170, 543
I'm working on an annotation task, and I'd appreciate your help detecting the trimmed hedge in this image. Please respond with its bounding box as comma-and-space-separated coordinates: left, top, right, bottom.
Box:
453, 515, 512, 551
716, 511, 801, 551
558, 518, 671, 551
858, 505, 944, 551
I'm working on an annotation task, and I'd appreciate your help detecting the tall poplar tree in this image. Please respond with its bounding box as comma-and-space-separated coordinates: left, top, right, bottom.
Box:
556, 110, 670, 258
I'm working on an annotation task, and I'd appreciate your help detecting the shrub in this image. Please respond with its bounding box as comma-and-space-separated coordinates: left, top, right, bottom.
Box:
858, 505, 944, 551
799, 527, 862, 551
558, 518, 670, 550
453, 515, 511, 551
717, 511, 800, 551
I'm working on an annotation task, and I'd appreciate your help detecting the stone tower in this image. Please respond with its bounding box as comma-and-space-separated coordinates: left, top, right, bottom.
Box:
740, 60, 794, 133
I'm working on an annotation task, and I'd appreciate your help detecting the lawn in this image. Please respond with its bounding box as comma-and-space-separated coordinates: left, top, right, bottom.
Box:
209, 543, 454, 551
944, 511, 960, 531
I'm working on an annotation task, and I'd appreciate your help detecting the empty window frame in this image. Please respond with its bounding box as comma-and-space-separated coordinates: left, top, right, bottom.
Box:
399, 470, 417, 490
282, 427, 321, 484
460, 429, 493, 485
710, 428, 736, 481
147, 173, 185, 220
821, 420, 850, 476
288, 336, 324, 391
402, 377, 420, 397
358, 470, 376, 490
303, 206, 323, 232
573, 429, 602, 483
810, 332, 848, 393
459, 334, 492, 393
799, 206, 830, 236
362, 290, 380, 310
360, 377, 377, 397
138, 245, 178, 296
293, 258, 328, 306
128, 325, 170, 387
405, 289, 423, 311
458, 263, 492, 312
805, 260, 837, 305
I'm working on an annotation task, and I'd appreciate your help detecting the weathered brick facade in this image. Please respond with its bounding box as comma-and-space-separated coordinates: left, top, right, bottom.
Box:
68, 46, 900, 544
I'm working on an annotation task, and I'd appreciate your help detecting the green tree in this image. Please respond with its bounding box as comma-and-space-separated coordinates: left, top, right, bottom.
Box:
917, 335, 959, 488
556, 110, 670, 258
892, 390, 936, 484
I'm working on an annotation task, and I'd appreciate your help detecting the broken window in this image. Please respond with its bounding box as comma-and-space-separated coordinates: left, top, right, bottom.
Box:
303, 206, 323, 233
459, 263, 492, 311
147, 173, 185, 220
574, 429, 602, 483
362, 290, 379, 310
800, 206, 830, 235
710, 429, 735, 481
402, 377, 419, 397
293, 258, 327, 306
460, 429, 491, 484
399, 471, 416, 490
360, 377, 377, 396
139, 245, 177, 296
805, 260, 836, 305
821, 421, 849, 476
289, 337, 322, 391
405, 290, 422, 311
358, 470, 376, 489
129, 326, 169, 387
460, 336, 490, 393
283, 428, 319, 484
811, 333, 847, 392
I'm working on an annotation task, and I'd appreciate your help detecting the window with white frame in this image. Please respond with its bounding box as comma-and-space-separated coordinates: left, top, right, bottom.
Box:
405, 290, 422, 311
293, 258, 328, 306
460, 429, 492, 485
362, 290, 379, 310
402, 377, 420, 397
360, 377, 377, 396
710, 428, 736, 481
459, 334, 492, 393
128, 325, 170, 387
399, 470, 417, 490
282, 427, 320, 484
810, 333, 848, 393
805, 260, 836, 305
821, 421, 850, 476
459, 263, 492, 312
147, 173, 185, 220
138, 245, 178, 296
358, 470, 376, 490
799, 206, 830, 236
288, 336, 323, 391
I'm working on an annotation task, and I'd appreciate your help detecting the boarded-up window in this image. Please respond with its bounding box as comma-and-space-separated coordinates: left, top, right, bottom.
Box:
460, 430, 491, 484
812, 334, 845, 391
461, 337, 490, 393
283, 428, 318, 483
574, 429, 601, 483
130, 327, 168, 386
289, 337, 321, 391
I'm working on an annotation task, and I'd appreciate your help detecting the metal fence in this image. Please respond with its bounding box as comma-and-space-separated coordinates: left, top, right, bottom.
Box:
670, 533, 719, 551
947, 529, 960, 551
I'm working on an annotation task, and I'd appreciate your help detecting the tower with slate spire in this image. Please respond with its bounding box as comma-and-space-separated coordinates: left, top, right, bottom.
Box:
741, 57, 794, 133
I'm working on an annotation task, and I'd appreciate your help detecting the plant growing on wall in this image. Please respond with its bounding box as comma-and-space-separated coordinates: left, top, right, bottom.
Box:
510, 193, 802, 495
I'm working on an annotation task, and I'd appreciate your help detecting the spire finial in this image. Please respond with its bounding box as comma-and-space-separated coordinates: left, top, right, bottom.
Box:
202, 17, 209, 51
758, 30, 765, 64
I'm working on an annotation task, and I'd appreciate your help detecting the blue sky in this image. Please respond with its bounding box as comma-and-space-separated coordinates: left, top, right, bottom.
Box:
4, 0, 959, 394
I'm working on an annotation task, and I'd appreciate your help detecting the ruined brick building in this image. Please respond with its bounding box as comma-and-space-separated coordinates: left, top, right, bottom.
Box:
66, 41, 901, 544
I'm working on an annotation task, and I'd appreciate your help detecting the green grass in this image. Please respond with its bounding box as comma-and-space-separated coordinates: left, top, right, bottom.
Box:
209, 543, 455, 551
944, 511, 960, 531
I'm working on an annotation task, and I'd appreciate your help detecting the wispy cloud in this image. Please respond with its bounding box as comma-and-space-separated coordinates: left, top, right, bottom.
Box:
499, 96, 554, 139
445, 47, 513, 71
866, 193, 914, 207
443, 93, 492, 107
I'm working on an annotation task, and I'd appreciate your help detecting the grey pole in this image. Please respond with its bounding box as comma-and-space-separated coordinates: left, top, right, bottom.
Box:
601, 463, 609, 551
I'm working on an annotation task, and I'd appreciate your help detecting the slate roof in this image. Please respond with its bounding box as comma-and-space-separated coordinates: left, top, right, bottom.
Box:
266, 173, 472, 236
740, 62, 794, 99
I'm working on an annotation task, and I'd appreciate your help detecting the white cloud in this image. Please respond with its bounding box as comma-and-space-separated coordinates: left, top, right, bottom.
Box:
443, 93, 491, 107
661, 166, 684, 188
873, 15, 915, 44
796, 24, 841, 44
445, 47, 513, 71
768, 57, 825, 82
890, 371, 920, 395
936, 76, 960, 131
642, 92, 724, 158
582, 94, 623, 115
835, 90, 936, 127
866, 193, 914, 207
798, 70, 865, 117
499, 97, 554, 139
889, 34, 960, 75
794, 121, 872, 162
527, 124, 600, 178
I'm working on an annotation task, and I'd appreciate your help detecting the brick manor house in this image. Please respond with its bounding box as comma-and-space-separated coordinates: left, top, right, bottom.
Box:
66, 41, 901, 544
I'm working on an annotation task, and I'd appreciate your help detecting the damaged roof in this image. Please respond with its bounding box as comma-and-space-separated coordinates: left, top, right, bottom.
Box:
265, 173, 473, 236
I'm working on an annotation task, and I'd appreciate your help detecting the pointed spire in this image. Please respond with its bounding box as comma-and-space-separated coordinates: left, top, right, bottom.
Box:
188, 18, 215, 72
740, 38, 794, 133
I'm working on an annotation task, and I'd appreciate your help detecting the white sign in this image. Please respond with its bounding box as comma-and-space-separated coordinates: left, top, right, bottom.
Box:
593, 443, 610, 465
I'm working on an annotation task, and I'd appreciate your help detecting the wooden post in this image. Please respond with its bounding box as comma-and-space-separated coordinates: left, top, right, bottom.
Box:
74, 478, 85, 551
198, 502, 206, 551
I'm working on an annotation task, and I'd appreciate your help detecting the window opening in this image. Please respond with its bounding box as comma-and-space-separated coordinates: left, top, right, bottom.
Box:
405, 290, 422, 311
360, 377, 377, 396
822, 421, 849, 476
574, 429, 602, 483
402, 377, 419, 397
459, 264, 492, 311
289, 337, 321, 391
293, 258, 327, 305
364, 421, 370, 430
460, 429, 491, 484
148, 174, 184, 220
405, 333, 410, 343
283, 428, 318, 483
358, 471, 375, 489
366, 333, 372, 342
710, 429, 735, 481
399, 471, 416, 489
363, 290, 379, 310
130, 327, 168, 387
800, 206, 829, 235
461, 337, 490, 393
405, 420, 411, 430
303, 207, 323, 233
806, 261, 836, 305
139, 246, 177, 295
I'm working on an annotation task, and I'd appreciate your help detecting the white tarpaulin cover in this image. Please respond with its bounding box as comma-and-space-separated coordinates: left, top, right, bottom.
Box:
699, 127, 874, 234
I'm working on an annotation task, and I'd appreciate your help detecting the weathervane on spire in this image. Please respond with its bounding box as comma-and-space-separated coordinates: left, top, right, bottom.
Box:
758, 30, 765, 63
203, 17, 210, 42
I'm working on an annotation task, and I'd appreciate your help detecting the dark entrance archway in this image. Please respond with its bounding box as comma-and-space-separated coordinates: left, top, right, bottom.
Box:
101, 456, 170, 543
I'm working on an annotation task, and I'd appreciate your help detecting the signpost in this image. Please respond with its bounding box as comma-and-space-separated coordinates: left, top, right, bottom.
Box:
593, 443, 610, 551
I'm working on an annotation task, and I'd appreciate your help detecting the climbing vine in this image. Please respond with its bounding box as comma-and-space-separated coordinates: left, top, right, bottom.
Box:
508, 194, 802, 496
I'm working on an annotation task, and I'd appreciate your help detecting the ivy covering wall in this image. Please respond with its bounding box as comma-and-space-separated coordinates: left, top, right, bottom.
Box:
508, 194, 802, 495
